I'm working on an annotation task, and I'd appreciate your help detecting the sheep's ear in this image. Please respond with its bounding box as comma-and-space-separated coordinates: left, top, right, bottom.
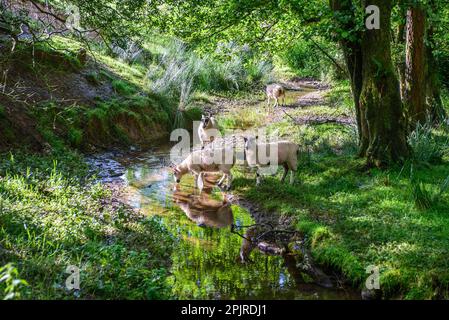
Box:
255, 135, 259, 140
243, 137, 247, 142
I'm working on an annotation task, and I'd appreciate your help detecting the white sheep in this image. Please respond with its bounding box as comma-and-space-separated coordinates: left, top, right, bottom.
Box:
243, 136, 299, 185
266, 84, 286, 108
198, 114, 218, 148
172, 148, 236, 190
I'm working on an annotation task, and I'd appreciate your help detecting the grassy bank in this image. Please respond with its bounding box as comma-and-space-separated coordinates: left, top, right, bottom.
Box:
229, 83, 449, 299
0, 34, 276, 299
0, 37, 205, 152
0, 150, 175, 299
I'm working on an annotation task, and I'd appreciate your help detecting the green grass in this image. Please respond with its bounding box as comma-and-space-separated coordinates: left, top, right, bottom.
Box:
112, 80, 137, 96
0, 151, 175, 299
233, 151, 449, 299
225, 84, 449, 299
85, 72, 101, 86
218, 106, 268, 131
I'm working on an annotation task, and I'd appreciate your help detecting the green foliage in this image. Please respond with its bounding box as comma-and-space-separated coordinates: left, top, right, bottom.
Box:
217, 105, 268, 131
225, 87, 449, 298
145, 39, 273, 128
281, 38, 342, 80
0, 152, 174, 299
408, 121, 449, 165
0, 264, 28, 300
85, 72, 101, 85
112, 79, 136, 96
410, 166, 449, 210
68, 127, 83, 147
148, 40, 273, 95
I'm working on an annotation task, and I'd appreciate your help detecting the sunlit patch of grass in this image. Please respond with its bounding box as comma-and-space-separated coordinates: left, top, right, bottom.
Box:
234, 149, 449, 298
217, 106, 268, 131
0, 152, 174, 299
231, 110, 449, 299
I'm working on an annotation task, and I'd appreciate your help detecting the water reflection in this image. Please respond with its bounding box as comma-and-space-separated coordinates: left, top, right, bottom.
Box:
115, 148, 358, 300
173, 184, 234, 229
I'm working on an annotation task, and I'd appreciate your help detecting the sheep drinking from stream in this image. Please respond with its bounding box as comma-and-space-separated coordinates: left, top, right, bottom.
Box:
172, 147, 236, 190
244, 136, 299, 185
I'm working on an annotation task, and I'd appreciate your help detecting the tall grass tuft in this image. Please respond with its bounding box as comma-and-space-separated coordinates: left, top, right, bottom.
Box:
408, 120, 449, 165
146, 40, 202, 128
146, 39, 274, 128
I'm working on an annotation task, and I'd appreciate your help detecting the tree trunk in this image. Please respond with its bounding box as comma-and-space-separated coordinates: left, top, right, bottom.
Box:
425, 25, 446, 122
395, 19, 407, 101
359, 0, 409, 167
404, 6, 426, 127
329, 0, 368, 154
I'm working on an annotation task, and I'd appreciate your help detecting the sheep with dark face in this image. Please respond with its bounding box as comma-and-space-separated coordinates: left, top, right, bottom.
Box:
244, 136, 299, 185
198, 115, 218, 148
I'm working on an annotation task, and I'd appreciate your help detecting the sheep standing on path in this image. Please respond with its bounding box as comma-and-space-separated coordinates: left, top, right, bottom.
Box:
266, 84, 286, 108
244, 136, 299, 185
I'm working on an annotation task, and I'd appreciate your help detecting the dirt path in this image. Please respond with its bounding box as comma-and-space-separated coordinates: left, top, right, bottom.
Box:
269, 78, 330, 123
202, 77, 355, 128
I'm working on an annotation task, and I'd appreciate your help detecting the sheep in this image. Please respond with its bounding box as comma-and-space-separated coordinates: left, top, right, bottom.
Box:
266, 84, 286, 108
198, 114, 218, 148
243, 136, 299, 185
172, 147, 236, 190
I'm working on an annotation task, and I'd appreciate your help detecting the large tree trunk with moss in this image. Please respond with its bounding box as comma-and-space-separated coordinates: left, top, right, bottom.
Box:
329, 0, 368, 154
359, 0, 409, 167
404, 6, 426, 127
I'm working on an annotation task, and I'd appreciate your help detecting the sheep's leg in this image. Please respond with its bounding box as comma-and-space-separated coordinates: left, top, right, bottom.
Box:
193, 173, 199, 188
256, 170, 261, 186
274, 97, 278, 108
289, 170, 295, 184
197, 172, 205, 191
226, 173, 232, 190
288, 159, 298, 185
266, 95, 271, 108
217, 173, 226, 186
281, 164, 289, 183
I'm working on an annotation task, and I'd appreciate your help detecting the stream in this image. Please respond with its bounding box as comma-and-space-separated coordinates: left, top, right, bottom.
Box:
88, 143, 360, 300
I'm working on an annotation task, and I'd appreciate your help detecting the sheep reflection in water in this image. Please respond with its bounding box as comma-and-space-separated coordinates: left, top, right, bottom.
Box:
172, 176, 233, 229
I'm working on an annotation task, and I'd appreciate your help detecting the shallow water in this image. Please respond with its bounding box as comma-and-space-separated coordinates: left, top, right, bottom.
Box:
107, 145, 359, 300
283, 87, 316, 106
